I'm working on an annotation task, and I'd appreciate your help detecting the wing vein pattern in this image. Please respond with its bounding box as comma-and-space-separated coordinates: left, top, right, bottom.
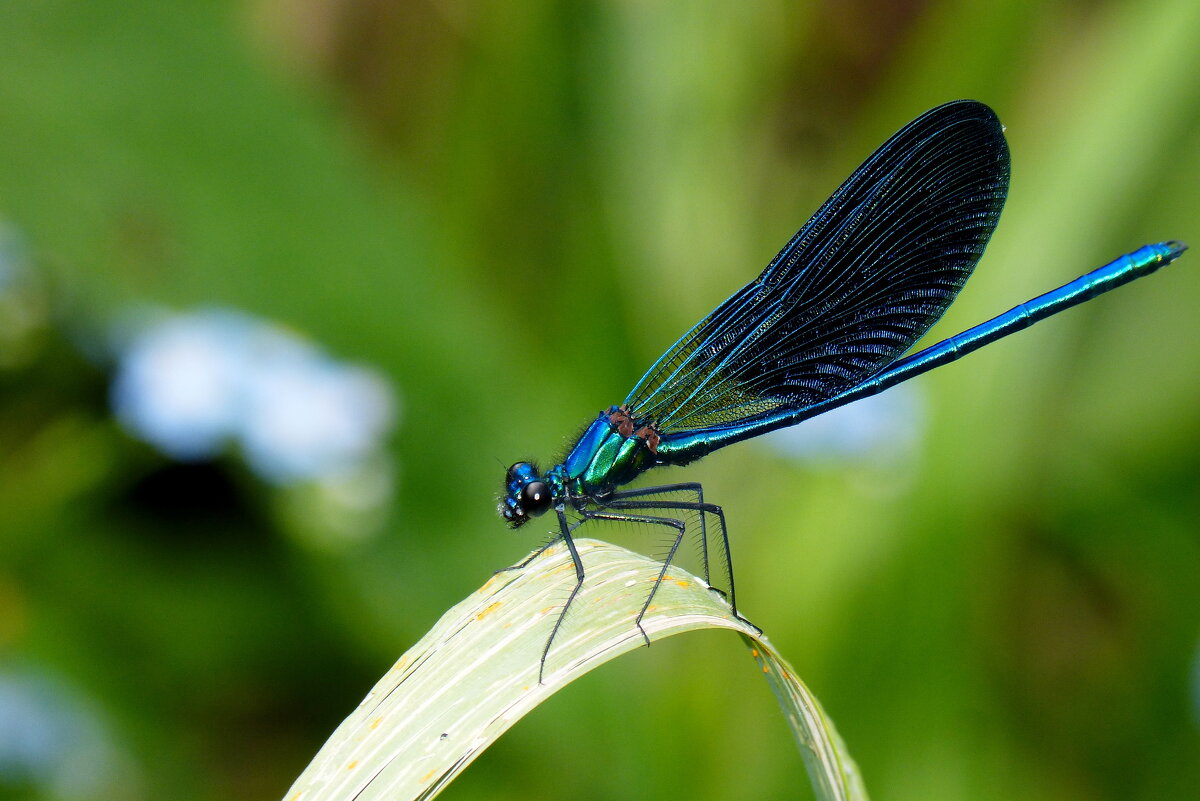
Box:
623, 100, 1010, 438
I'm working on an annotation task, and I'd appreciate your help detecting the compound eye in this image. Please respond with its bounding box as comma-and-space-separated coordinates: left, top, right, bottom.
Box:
519, 481, 552, 517
506, 462, 531, 485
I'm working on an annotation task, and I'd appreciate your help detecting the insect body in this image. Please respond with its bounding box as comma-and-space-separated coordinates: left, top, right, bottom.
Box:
497, 100, 1187, 683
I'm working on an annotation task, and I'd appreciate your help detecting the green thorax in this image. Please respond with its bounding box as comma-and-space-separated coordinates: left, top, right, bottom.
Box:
561, 408, 657, 494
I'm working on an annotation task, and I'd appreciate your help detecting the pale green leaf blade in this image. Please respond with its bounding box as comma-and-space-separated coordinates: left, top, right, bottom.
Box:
282, 538, 867, 801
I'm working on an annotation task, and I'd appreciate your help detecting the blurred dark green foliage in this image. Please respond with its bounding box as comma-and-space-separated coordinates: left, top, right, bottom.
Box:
0, 1, 1197, 799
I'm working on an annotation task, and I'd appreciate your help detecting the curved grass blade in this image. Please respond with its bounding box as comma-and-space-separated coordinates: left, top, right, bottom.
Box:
281, 538, 867, 801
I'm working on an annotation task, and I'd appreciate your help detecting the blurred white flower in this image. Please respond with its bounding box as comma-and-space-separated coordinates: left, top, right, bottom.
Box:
111, 310, 248, 460
240, 330, 394, 483
110, 308, 398, 487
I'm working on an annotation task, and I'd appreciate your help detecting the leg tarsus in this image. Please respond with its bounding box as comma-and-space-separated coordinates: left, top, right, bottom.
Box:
538, 507, 586, 685
494, 517, 585, 575
539, 569, 584, 684
598, 490, 739, 620
734, 609, 761, 635
493, 538, 557, 575
527, 489, 745, 678
632, 516, 687, 650
582, 506, 687, 650
604, 483, 713, 585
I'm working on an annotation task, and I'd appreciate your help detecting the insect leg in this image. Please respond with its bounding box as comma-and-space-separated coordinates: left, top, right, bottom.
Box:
493, 516, 584, 575
581, 508, 686, 647
605, 482, 711, 584
600, 495, 749, 630
538, 506, 586, 684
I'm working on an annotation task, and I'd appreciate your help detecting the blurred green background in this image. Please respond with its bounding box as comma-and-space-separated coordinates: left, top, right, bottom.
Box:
1, 0, 1198, 799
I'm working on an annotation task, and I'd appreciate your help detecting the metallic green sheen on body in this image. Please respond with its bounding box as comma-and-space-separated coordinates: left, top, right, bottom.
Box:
563, 411, 655, 493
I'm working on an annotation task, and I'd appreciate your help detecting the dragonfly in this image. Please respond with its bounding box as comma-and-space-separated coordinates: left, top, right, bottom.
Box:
497, 99, 1187, 682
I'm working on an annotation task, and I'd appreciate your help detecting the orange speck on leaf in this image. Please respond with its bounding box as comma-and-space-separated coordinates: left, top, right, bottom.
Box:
675, 579, 690, 588
347, 761, 358, 770
750, 648, 760, 658
762, 664, 770, 674
370, 717, 383, 730
421, 769, 437, 784
475, 601, 503, 621
541, 605, 557, 615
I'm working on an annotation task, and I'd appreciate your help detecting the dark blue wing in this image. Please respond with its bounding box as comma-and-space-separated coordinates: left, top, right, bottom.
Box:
623, 100, 1010, 436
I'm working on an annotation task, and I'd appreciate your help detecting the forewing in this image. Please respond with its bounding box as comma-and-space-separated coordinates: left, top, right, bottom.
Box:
624, 100, 1010, 435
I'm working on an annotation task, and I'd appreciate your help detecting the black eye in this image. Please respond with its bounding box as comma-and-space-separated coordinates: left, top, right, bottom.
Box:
519, 481, 551, 516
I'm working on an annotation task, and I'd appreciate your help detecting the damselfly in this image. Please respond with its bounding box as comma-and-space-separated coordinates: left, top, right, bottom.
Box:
496, 100, 1187, 682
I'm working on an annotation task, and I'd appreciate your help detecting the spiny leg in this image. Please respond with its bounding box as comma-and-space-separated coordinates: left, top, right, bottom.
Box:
603, 497, 725, 600
538, 506, 586, 684
494, 539, 557, 575
599, 495, 757, 634
600, 493, 738, 616
581, 508, 686, 647
605, 483, 711, 584
493, 517, 584, 576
